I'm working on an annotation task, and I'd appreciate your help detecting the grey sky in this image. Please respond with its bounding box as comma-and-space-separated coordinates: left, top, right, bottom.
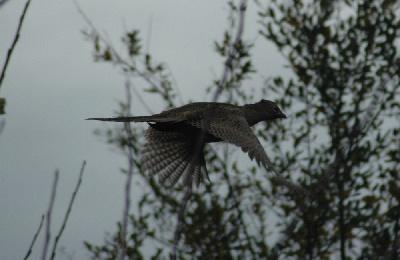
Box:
0, 1, 288, 259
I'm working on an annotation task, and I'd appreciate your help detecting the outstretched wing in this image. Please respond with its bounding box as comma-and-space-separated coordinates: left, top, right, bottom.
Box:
140, 127, 209, 187
188, 106, 275, 170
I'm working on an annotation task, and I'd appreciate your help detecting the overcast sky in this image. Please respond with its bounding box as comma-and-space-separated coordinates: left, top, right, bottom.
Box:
0, 1, 289, 259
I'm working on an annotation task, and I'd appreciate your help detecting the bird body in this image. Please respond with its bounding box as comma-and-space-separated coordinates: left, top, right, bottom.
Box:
88, 99, 286, 187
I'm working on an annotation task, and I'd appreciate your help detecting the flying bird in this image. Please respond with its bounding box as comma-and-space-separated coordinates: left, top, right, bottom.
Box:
87, 99, 286, 187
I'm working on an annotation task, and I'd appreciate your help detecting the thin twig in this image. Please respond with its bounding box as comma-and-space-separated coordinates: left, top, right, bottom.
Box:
0, 0, 32, 89
50, 161, 86, 260
172, 185, 192, 259
75, 1, 170, 107
0, 0, 11, 8
24, 214, 45, 260
130, 83, 154, 115
120, 80, 135, 259
212, 0, 248, 103
41, 170, 59, 260
220, 149, 258, 256
0, 119, 5, 135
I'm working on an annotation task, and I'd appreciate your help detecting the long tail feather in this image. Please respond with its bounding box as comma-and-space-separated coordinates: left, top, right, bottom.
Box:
86, 116, 151, 122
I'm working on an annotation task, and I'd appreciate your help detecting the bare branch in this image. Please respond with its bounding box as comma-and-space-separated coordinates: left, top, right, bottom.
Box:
50, 161, 86, 260
24, 214, 45, 260
0, 0, 32, 89
75, 1, 177, 109
120, 80, 135, 259
41, 170, 59, 260
0, 119, 5, 135
212, 0, 248, 103
0, 0, 11, 8
172, 185, 192, 259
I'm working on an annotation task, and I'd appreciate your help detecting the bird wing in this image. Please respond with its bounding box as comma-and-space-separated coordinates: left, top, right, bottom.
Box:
140, 127, 209, 187
144, 103, 215, 123
188, 106, 275, 170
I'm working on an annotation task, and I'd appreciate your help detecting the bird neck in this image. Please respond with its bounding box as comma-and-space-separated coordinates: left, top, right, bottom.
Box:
242, 104, 263, 126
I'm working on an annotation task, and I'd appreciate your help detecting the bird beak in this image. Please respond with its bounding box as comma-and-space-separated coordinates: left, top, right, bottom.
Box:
281, 113, 287, 119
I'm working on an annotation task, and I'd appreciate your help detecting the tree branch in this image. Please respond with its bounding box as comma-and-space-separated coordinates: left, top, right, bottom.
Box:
50, 161, 86, 260
24, 214, 45, 260
172, 185, 192, 259
120, 80, 135, 259
212, 0, 248, 103
0, 0, 32, 89
41, 170, 59, 260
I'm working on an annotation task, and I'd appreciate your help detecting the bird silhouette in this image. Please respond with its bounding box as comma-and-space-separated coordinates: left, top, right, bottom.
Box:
87, 99, 286, 187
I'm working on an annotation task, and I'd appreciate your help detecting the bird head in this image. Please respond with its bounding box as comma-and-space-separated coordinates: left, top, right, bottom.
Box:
257, 99, 287, 120
243, 99, 286, 126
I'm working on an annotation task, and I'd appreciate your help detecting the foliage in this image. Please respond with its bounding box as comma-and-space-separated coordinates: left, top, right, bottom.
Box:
259, 0, 400, 258
85, 0, 400, 258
